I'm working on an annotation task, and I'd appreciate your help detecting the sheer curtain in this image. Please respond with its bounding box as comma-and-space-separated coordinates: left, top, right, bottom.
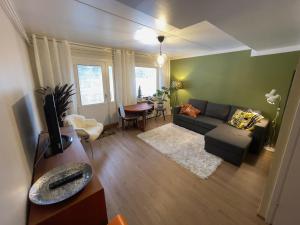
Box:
113, 49, 137, 106
158, 58, 171, 115
32, 34, 77, 113
134, 52, 171, 114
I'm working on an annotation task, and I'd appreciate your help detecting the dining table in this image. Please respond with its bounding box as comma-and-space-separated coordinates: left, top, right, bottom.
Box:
124, 103, 154, 131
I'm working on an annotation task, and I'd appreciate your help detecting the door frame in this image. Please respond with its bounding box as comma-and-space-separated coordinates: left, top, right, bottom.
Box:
72, 57, 116, 124
263, 60, 300, 224
266, 99, 300, 223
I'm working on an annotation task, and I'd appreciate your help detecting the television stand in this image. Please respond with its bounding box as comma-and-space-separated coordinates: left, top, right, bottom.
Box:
44, 134, 73, 158
29, 127, 108, 225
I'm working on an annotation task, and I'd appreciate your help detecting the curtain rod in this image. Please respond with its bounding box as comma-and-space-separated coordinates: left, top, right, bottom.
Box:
32, 34, 112, 52
32, 33, 163, 58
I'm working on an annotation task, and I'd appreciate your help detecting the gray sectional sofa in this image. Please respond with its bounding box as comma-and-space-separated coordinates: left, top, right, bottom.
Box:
173, 99, 269, 166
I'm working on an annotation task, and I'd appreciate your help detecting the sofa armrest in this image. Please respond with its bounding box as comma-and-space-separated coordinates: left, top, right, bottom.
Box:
173, 106, 181, 115
255, 118, 269, 129
250, 118, 270, 153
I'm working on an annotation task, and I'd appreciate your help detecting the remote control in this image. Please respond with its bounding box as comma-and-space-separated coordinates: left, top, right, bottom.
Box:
49, 171, 83, 190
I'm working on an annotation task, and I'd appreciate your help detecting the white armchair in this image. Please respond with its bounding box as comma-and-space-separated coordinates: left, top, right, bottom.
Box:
64, 114, 104, 157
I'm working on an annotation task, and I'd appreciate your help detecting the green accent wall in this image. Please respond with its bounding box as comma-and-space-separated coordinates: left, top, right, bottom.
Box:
170, 50, 300, 140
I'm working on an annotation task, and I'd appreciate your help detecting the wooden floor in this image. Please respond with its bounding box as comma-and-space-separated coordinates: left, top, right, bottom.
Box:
87, 116, 272, 225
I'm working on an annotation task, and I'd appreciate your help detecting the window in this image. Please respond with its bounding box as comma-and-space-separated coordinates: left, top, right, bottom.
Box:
135, 67, 157, 97
108, 66, 115, 102
77, 65, 104, 105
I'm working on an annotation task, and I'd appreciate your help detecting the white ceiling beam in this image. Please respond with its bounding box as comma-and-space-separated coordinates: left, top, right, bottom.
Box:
251, 45, 300, 57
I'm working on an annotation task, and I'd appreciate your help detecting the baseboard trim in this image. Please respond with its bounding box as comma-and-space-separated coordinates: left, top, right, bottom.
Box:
104, 123, 118, 130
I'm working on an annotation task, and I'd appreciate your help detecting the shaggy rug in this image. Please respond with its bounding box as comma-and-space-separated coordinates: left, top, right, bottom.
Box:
137, 123, 222, 179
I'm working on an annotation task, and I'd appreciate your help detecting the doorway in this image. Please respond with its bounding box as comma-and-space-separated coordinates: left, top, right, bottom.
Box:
73, 62, 117, 125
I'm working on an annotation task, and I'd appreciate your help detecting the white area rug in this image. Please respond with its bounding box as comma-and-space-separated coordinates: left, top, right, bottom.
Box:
137, 123, 222, 179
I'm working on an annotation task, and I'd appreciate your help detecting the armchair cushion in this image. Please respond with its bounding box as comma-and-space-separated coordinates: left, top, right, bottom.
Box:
84, 118, 98, 127
64, 114, 104, 142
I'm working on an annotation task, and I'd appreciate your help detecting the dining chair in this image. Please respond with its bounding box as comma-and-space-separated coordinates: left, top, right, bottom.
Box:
155, 105, 166, 120
118, 104, 139, 129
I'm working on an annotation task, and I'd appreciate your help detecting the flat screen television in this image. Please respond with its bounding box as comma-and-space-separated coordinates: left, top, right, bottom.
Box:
43, 90, 72, 158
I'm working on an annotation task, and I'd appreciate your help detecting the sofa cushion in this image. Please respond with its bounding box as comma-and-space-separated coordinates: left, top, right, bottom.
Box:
174, 114, 224, 130
205, 124, 252, 150
195, 116, 224, 130
173, 113, 196, 124
188, 99, 208, 113
205, 124, 252, 166
205, 102, 231, 121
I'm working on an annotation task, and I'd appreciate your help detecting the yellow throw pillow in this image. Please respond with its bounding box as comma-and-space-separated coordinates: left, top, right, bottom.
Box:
228, 109, 264, 130
245, 110, 264, 130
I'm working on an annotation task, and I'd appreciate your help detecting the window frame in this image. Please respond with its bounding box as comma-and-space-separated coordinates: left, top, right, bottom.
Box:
134, 65, 159, 98
74, 62, 115, 107
76, 63, 106, 107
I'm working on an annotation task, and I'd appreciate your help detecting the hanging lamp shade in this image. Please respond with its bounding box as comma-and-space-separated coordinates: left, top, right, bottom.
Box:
157, 54, 165, 67
157, 35, 165, 67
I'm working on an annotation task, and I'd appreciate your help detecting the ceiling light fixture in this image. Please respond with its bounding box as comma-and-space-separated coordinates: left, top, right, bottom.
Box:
156, 16, 167, 29
157, 35, 166, 67
134, 28, 157, 45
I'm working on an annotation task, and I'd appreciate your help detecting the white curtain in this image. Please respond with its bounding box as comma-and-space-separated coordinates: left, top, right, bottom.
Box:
159, 58, 171, 115
113, 49, 137, 106
32, 34, 77, 114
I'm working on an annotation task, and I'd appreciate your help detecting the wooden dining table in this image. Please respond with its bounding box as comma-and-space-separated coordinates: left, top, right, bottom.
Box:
124, 103, 154, 131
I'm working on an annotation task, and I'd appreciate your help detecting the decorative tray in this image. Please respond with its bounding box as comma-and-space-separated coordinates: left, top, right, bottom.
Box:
29, 162, 93, 205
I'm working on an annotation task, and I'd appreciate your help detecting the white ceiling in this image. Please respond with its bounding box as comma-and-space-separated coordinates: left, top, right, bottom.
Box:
117, 0, 300, 50
12, 0, 300, 58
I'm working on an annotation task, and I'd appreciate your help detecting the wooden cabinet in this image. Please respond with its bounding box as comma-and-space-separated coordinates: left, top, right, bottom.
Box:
28, 127, 108, 225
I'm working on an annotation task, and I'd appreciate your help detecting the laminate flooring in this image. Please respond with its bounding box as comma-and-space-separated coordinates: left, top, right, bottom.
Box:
86, 116, 272, 225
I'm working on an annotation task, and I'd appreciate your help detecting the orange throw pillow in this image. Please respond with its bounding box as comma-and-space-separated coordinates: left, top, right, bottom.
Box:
180, 104, 191, 114
191, 105, 201, 115
180, 104, 201, 118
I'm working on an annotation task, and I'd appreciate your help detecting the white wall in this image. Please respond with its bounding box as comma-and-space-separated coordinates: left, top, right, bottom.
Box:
273, 112, 300, 224
258, 59, 300, 222
0, 5, 41, 225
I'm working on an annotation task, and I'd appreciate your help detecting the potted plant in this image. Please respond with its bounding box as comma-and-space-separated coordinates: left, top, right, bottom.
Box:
137, 85, 142, 99
153, 86, 171, 109
37, 84, 75, 127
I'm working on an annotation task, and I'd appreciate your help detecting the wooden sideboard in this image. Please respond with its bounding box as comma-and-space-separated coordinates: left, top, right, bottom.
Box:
28, 127, 108, 225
